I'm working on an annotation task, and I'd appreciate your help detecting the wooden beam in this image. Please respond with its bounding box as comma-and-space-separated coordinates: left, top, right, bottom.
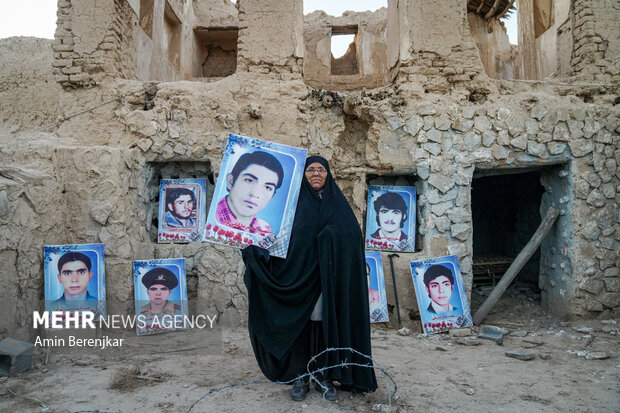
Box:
498, 0, 516, 19
476, 0, 486, 14
472, 206, 560, 325
485, 0, 502, 19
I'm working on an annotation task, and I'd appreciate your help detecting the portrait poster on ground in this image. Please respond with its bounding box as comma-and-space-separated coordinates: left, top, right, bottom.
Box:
365, 251, 389, 323
365, 185, 416, 252
204, 133, 307, 258
133, 258, 189, 336
410, 255, 473, 334
44, 243, 106, 319
158, 178, 207, 243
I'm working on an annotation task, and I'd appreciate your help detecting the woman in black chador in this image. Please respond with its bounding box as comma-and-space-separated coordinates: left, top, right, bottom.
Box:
242, 155, 378, 401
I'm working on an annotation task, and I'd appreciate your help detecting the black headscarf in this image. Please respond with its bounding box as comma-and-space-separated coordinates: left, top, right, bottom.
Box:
242, 156, 377, 392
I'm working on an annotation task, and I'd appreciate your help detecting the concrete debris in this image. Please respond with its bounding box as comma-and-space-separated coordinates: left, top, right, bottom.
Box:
478, 325, 505, 344
397, 327, 411, 336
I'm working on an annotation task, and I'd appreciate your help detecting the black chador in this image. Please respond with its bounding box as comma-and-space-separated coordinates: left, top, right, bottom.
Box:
242, 156, 377, 393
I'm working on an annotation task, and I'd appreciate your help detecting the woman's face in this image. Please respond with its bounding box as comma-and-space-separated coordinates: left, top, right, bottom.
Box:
305, 162, 328, 190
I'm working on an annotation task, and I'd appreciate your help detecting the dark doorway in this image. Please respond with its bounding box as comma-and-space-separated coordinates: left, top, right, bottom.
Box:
471, 169, 544, 290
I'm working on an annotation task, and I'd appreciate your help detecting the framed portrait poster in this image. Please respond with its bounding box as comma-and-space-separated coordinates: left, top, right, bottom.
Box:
365, 251, 389, 323
410, 255, 473, 335
44, 243, 106, 319
133, 258, 189, 336
204, 134, 307, 258
365, 185, 416, 252
158, 178, 207, 243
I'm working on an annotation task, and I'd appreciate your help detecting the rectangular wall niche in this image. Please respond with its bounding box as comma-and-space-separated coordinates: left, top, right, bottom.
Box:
366, 174, 421, 252
194, 27, 238, 78
331, 25, 359, 76
139, 0, 154, 38
164, 1, 182, 70
145, 162, 214, 242
471, 169, 544, 291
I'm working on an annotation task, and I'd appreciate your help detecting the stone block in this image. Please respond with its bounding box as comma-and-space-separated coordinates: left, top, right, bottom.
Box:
527, 141, 546, 158
435, 114, 451, 131
427, 128, 443, 143
464, 132, 481, 149
531, 104, 548, 121
507, 119, 524, 136
547, 142, 567, 155
604, 278, 619, 292
568, 139, 594, 157
586, 189, 606, 207
482, 130, 495, 147
417, 103, 436, 116
428, 175, 455, 194
452, 118, 473, 133
580, 278, 604, 295
604, 267, 619, 278
584, 294, 604, 312
450, 223, 470, 241
510, 135, 527, 150
567, 120, 585, 138
0, 191, 8, 217
474, 116, 491, 132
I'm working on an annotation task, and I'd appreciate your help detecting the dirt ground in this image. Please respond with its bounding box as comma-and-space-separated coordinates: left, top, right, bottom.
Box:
1, 287, 619, 413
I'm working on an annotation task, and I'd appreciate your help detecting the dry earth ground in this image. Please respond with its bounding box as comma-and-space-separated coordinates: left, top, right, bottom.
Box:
1, 289, 619, 413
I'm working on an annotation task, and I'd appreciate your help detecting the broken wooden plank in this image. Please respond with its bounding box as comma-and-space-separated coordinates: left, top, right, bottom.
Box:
473, 206, 560, 325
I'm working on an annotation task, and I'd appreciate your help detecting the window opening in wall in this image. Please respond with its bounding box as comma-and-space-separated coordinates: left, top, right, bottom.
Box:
366, 174, 421, 252
331, 26, 358, 75
501, 5, 519, 45
139, 0, 154, 38
304, 0, 387, 16
164, 1, 182, 70
533, 0, 553, 38
471, 169, 544, 295
146, 162, 214, 242
194, 27, 238, 78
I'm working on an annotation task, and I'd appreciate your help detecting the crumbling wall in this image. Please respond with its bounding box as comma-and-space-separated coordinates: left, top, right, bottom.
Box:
303, 9, 391, 90
467, 13, 516, 80
236, 0, 304, 77
54, 0, 137, 88
395, 0, 486, 97
571, 0, 620, 79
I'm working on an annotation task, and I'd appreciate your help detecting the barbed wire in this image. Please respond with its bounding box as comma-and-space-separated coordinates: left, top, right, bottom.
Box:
186, 347, 397, 413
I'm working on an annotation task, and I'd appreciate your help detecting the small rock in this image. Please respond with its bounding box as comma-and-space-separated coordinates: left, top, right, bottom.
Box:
435, 346, 448, 352
372, 403, 394, 412
74, 360, 91, 366
478, 325, 505, 344
510, 330, 528, 337
505, 350, 535, 361
302, 403, 309, 408
522, 337, 544, 346
455, 337, 480, 346
539, 353, 552, 360
465, 387, 475, 395
397, 327, 411, 336
572, 326, 594, 334
585, 352, 609, 360
449, 327, 472, 337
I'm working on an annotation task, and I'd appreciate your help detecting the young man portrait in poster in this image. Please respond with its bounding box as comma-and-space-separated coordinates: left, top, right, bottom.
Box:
54, 251, 97, 302
423, 264, 457, 314
215, 150, 284, 234
140, 267, 182, 316
371, 192, 409, 245
164, 187, 197, 228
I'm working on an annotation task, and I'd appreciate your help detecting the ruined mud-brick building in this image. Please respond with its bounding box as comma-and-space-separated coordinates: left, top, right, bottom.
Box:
0, 0, 618, 340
